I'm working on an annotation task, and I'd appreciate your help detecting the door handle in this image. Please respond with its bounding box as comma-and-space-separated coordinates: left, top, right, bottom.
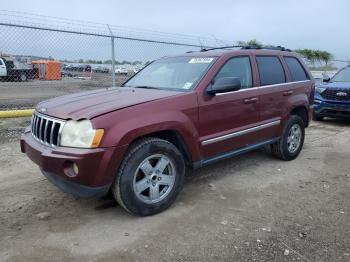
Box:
244, 97, 259, 104
283, 90, 294, 96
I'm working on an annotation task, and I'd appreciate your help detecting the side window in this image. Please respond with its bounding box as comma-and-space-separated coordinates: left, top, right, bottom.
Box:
215, 56, 252, 89
256, 56, 286, 86
284, 57, 309, 81
0, 59, 3, 65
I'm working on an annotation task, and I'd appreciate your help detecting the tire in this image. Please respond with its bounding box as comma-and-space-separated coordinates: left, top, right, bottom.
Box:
111, 138, 185, 216
270, 115, 305, 161
20, 73, 27, 82
313, 113, 324, 121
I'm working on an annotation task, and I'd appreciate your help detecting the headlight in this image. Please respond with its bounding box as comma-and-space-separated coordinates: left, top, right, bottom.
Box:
60, 120, 104, 148
316, 87, 327, 93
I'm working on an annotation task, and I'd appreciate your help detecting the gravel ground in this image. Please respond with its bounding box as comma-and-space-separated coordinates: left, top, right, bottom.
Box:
0, 118, 349, 262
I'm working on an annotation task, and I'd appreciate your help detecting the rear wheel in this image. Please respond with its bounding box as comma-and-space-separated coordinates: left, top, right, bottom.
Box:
112, 138, 185, 216
20, 73, 27, 82
313, 113, 324, 121
270, 115, 305, 161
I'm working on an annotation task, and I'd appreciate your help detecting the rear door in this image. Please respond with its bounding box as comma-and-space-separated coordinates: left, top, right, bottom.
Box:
253, 55, 289, 140
0, 59, 7, 77
198, 55, 260, 159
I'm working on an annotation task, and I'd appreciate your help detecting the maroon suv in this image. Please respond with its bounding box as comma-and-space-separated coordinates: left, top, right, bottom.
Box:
21, 47, 315, 216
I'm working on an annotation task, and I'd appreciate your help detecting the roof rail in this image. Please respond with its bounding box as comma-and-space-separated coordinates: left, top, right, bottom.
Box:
200, 45, 291, 52
200, 45, 244, 52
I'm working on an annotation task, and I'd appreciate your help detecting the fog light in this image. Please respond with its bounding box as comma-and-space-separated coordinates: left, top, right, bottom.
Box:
73, 163, 79, 175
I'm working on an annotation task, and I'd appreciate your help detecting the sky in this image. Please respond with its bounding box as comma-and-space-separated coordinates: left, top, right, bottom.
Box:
1, 0, 350, 62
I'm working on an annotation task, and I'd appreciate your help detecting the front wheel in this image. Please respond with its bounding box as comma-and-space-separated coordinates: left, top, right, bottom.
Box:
270, 115, 305, 161
112, 138, 185, 216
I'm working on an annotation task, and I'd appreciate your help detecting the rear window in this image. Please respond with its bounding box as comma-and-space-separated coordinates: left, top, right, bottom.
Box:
284, 57, 309, 81
256, 56, 286, 86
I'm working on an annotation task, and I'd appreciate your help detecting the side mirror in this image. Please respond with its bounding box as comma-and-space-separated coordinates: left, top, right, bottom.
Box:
322, 72, 330, 83
207, 77, 241, 95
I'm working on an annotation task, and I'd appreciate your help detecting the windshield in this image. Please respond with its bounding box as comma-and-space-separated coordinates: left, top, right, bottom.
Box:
123, 56, 216, 91
331, 67, 350, 82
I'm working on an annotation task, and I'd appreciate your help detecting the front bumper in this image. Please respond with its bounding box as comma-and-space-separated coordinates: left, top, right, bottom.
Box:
313, 98, 350, 119
42, 171, 110, 198
20, 130, 126, 198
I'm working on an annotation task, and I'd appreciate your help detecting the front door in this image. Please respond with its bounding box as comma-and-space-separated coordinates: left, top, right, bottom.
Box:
198, 56, 260, 159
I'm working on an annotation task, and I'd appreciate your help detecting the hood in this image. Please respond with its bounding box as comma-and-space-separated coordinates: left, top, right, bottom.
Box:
36, 87, 182, 120
318, 82, 350, 89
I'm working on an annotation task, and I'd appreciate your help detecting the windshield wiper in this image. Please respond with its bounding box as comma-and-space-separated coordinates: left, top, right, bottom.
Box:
124, 85, 160, 90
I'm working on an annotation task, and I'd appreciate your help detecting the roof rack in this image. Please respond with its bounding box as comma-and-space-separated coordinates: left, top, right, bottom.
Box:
200, 45, 291, 52
200, 45, 244, 52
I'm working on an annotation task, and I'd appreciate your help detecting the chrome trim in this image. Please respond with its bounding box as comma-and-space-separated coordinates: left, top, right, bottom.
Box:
44, 119, 49, 145
30, 114, 35, 134
215, 80, 310, 96
33, 114, 38, 136
49, 122, 55, 145
31, 112, 65, 147
197, 137, 280, 168
39, 117, 43, 141
201, 120, 281, 146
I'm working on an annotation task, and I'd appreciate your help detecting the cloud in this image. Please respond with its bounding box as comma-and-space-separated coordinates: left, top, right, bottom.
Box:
1, 0, 349, 60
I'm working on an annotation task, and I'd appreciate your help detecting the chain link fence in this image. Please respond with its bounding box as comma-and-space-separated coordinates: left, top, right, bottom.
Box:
0, 10, 231, 110
1, 11, 349, 110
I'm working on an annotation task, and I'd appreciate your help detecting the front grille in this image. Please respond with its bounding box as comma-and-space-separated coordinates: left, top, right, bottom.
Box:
321, 89, 350, 101
31, 112, 65, 147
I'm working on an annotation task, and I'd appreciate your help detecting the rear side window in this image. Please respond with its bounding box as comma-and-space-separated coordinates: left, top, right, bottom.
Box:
215, 56, 252, 89
284, 57, 309, 81
0, 59, 3, 65
256, 56, 286, 86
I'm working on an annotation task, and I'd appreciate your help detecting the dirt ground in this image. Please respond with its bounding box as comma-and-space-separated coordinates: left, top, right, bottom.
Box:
0, 118, 349, 262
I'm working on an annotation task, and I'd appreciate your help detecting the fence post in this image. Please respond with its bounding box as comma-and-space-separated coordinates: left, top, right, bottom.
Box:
107, 24, 116, 87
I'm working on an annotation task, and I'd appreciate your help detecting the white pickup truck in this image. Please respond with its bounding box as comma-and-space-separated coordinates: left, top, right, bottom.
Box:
0, 57, 34, 81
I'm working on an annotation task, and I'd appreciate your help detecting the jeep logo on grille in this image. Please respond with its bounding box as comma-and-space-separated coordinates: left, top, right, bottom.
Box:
336, 91, 348, 97
39, 107, 47, 113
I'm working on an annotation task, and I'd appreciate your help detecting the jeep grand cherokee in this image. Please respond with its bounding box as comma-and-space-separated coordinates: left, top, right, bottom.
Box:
21, 47, 315, 216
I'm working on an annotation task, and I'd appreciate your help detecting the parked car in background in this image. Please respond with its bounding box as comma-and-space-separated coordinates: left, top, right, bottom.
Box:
115, 66, 129, 75
314, 66, 350, 120
21, 47, 314, 216
0, 57, 35, 81
63, 64, 92, 72
93, 66, 109, 74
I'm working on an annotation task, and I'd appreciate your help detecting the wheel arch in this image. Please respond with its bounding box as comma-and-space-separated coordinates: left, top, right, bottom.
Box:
289, 106, 309, 127
127, 129, 194, 168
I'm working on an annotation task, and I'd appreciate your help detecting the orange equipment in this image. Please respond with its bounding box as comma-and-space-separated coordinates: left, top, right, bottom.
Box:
32, 60, 61, 80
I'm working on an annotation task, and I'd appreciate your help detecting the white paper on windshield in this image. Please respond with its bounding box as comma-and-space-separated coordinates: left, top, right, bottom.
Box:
189, 57, 214, 64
